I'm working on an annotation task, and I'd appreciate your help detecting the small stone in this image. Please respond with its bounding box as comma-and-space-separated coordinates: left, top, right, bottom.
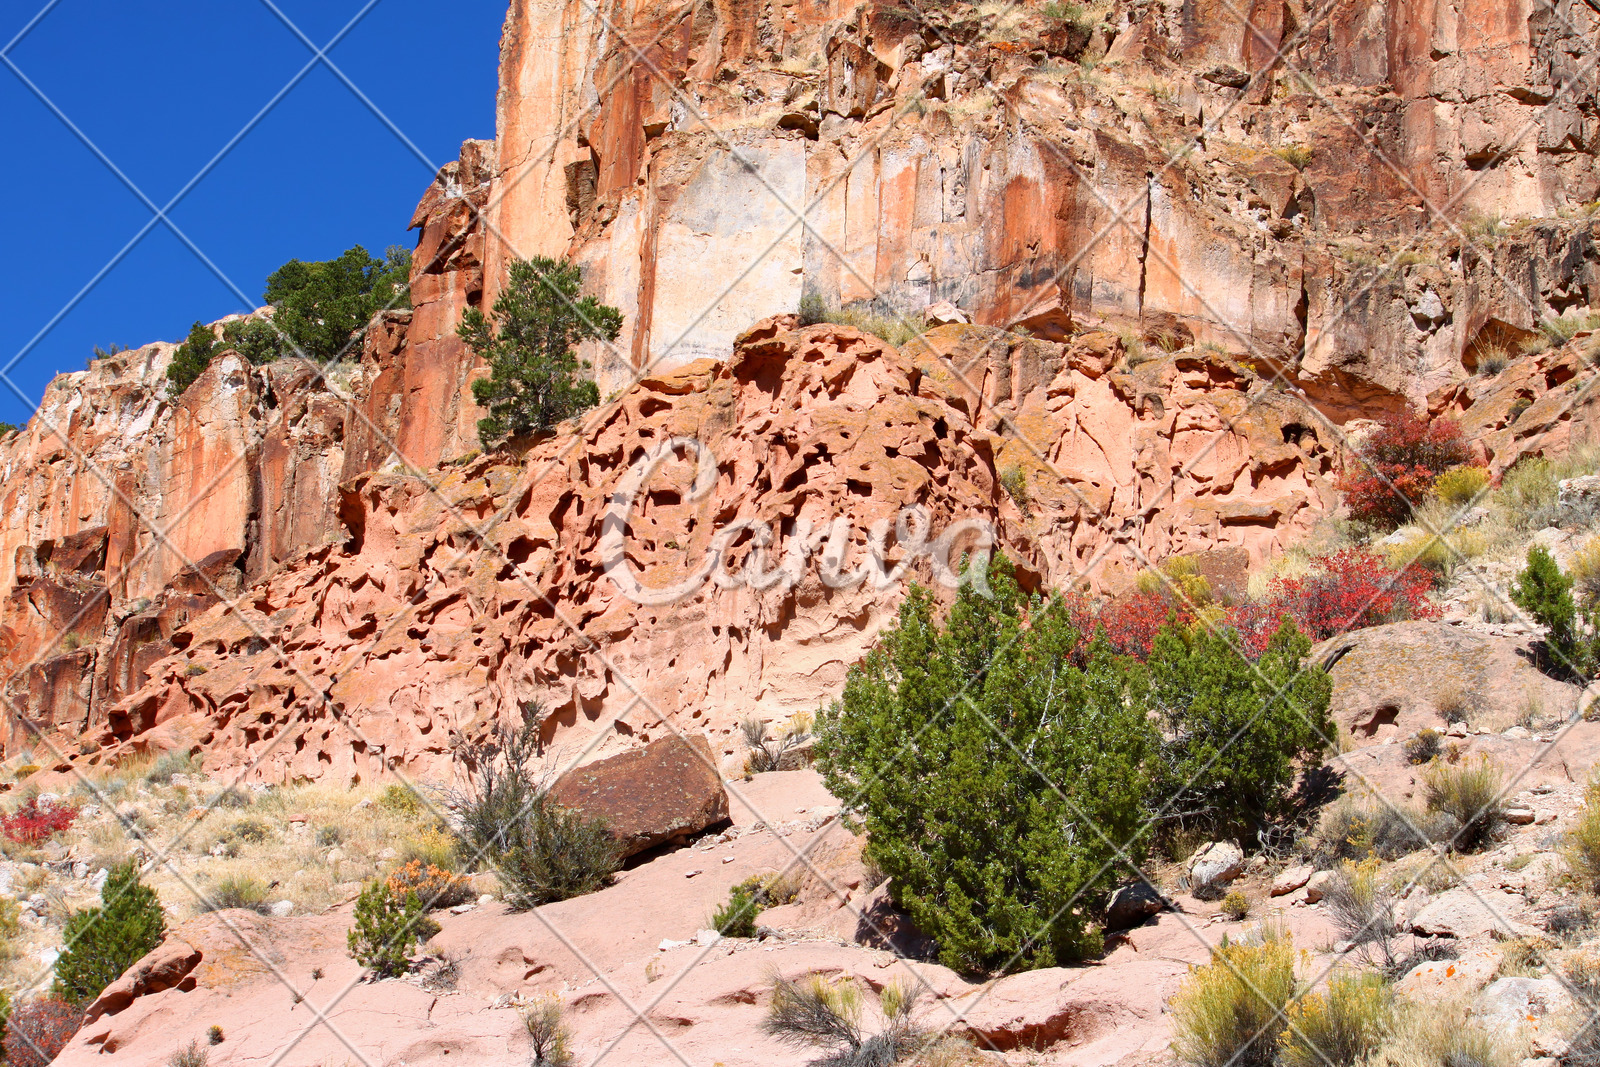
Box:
1187, 841, 1245, 892
325, 847, 345, 863
39, 948, 59, 968
1504, 726, 1532, 740
287, 813, 308, 823
1272, 865, 1314, 897
1305, 871, 1335, 903
477, 894, 495, 905
721, 856, 735, 864
685, 869, 702, 879
1105, 881, 1167, 930
449, 903, 475, 914
378, 848, 398, 861
268, 900, 294, 918
1504, 808, 1536, 825
694, 929, 721, 946
658, 938, 691, 951
357, 799, 373, 809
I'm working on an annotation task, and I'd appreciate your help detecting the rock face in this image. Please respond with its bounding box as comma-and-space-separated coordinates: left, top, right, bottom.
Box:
25, 317, 1356, 783
484, 0, 1600, 408
549, 735, 729, 857
1316, 622, 1584, 740
3, 0, 1600, 783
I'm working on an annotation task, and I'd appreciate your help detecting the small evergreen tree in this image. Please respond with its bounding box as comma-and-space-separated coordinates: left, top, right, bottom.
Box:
166, 321, 221, 396
54, 861, 165, 1004
221, 318, 285, 365
264, 245, 411, 363
815, 558, 1158, 973
1513, 545, 1597, 679
1146, 619, 1332, 836
347, 879, 437, 977
460, 256, 621, 445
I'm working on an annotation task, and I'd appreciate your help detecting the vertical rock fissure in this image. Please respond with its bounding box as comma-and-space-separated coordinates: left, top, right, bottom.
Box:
1135, 172, 1154, 318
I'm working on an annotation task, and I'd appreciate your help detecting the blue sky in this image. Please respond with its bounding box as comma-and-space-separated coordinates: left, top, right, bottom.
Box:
0, 1, 506, 428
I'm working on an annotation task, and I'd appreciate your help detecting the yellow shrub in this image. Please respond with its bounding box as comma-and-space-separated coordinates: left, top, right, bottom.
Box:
1280, 971, 1393, 1067
1433, 466, 1490, 506
1172, 931, 1296, 1067
1571, 536, 1600, 600
1565, 776, 1600, 893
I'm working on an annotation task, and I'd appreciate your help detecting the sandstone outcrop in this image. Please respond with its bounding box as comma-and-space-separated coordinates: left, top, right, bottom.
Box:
45, 317, 1345, 784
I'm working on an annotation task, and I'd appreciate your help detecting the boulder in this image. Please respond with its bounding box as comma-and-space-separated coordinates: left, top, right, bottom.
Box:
1305, 871, 1335, 903
1476, 977, 1571, 1031
923, 300, 970, 326
1395, 947, 1502, 998
1558, 476, 1600, 526
1272, 866, 1313, 896
550, 735, 729, 858
1187, 842, 1244, 893
82, 939, 202, 1024
1410, 888, 1527, 939
1105, 881, 1167, 930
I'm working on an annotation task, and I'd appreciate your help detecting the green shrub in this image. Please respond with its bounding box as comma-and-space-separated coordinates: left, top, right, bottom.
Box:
817, 556, 1330, 974
1274, 145, 1313, 169
220, 318, 285, 365
228, 818, 270, 844
54, 861, 166, 1004
1433, 465, 1491, 506
1279, 971, 1394, 1067
264, 245, 410, 363
199, 877, 270, 915
1423, 757, 1504, 852
460, 256, 620, 445
0, 422, 18, 437
347, 879, 438, 977
1171, 930, 1296, 1067
451, 713, 621, 907
1512, 545, 1599, 679
167, 322, 222, 396
999, 464, 1030, 515
711, 875, 798, 937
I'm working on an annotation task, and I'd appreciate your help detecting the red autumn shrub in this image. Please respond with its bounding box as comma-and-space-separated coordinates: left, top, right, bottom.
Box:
1059, 589, 1197, 662
1229, 549, 1438, 657
1, 797, 78, 845
1338, 410, 1475, 527
3, 998, 81, 1067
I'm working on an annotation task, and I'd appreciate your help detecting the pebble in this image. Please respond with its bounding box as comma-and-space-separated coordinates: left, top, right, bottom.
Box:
269, 900, 295, 918
721, 856, 735, 864
476, 894, 495, 905
685, 870, 701, 879
449, 903, 476, 914
1504, 808, 1536, 825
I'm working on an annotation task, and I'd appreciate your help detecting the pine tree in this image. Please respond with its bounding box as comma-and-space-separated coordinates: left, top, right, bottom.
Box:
54, 861, 165, 1004
459, 257, 621, 445
1513, 545, 1596, 679
166, 321, 221, 396
264, 245, 411, 363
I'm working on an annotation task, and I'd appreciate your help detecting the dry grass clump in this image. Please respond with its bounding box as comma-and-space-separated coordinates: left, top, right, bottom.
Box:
1320, 858, 1402, 973
1369, 997, 1513, 1067
1279, 971, 1393, 1067
1423, 757, 1504, 852
797, 295, 924, 348
1404, 729, 1441, 766
1313, 799, 1430, 866
197, 876, 270, 915
1572, 536, 1600, 600
1171, 928, 1296, 1067
763, 973, 924, 1067
1565, 777, 1600, 893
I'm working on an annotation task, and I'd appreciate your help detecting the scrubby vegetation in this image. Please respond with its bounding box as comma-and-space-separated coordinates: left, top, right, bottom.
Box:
1171, 929, 1296, 1067
1338, 410, 1477, 529
264, 245, 411, 363
763, 973, 924, 1067
522, 994, 574, 1066
451, 711, 622, 907
1423, 757, 1505, 852
1513, 544, 1600, 680
460, 255, 621, 445
817, 556, 1330, 973
3, 998, 81, 1067
166, 321, 223, 396
347, 878, 439, 977
54, 860, 165, 1004
798, 293, 926, 348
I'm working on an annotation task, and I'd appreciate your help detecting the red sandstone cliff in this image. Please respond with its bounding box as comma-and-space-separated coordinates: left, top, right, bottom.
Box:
1, 0, 1598, 780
